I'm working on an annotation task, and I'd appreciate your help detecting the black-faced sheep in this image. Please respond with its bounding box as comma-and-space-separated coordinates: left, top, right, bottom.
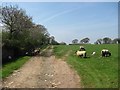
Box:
75, 50, 87, 58
101, 49, 111, 57
79, 46, 86, 51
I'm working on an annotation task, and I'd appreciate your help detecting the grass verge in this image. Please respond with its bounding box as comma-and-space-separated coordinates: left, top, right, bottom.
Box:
0, 56, 31, 79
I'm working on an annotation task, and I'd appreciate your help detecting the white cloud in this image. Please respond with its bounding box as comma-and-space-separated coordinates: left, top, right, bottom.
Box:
41, 7, 80, 24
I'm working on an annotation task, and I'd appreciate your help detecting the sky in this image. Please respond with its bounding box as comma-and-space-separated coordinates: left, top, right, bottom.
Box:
0, 2, 118, 44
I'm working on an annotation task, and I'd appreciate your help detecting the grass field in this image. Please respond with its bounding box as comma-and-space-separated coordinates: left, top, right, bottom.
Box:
53, 44, 118, 88
0, 56, 31, 79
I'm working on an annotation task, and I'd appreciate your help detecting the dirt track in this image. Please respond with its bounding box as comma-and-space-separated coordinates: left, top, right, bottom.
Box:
2, 47, 81, 88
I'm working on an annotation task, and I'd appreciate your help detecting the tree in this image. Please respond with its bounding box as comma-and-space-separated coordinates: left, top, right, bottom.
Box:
80, 37, 90, 44
59, 42, 66, 45
94, 41, 98, 44
51, 40, 59, 45
48, 36, 59, 45
103, 37, 112, 44
1, 5, 50, 49
72, 39, 78, 44
27, 24, 50, 48
1, 5, 33, 39
0, 31, 2, 47
1, 5, 51, 61
1, 5, 34, 54
95, 39, 103, 44
112, 38, 120, 44
49, 36, 55, 44
112, 38, 118, 44
118, 38, 120, 43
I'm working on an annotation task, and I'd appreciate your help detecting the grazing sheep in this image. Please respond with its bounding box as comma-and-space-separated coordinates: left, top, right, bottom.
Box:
75, 50, 87, 58
92, 52, 96, 55
32, 49, 40, 56
8, 56, 12, 60
101, 49, 111, 57
79, 46, 86, 51
26, 52, 28, 55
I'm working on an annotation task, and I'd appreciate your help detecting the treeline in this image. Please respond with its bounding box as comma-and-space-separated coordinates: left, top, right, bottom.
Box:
94, 37, 120, 44
71, 37, 120, 45
0, 5, 58, 64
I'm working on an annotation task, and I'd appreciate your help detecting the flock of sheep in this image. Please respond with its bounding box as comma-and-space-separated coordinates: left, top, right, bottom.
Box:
75, 46, 111, 58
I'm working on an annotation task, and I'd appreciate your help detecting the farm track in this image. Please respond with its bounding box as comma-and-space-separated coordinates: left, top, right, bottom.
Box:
2, 47, 81, 88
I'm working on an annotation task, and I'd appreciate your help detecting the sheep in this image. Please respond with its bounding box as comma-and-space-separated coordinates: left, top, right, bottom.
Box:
8, 56, 12, 60
79, 46, 86, 51
91, 51, 96, 55
25, 52, 28, 55
75, 50, 87, 58
101, 49, 111, 57
32, 49, 40, 56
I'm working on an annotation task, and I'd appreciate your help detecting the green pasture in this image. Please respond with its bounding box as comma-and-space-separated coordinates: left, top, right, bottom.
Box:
53, 44, 118, 88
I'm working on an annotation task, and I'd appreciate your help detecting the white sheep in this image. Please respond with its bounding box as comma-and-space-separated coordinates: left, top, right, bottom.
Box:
8, 56, 12, 60
91, 52, 96, 55
75, 50, 87, 58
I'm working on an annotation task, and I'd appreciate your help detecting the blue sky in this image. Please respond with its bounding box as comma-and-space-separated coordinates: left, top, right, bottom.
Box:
1, 2, 118, 44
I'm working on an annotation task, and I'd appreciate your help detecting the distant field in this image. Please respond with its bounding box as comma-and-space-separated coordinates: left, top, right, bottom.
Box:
53, 44, 118, 88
